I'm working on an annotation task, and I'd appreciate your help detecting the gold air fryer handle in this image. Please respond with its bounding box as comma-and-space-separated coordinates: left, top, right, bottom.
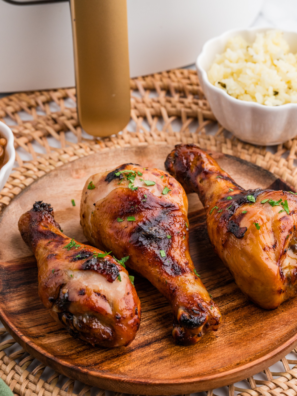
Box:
70, 0, 130, 138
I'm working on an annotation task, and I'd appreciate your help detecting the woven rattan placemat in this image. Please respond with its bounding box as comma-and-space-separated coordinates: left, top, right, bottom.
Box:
1, 69, 297, 396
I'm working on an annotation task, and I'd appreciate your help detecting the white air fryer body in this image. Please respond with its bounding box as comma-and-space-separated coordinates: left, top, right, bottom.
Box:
0, 0, 263, 92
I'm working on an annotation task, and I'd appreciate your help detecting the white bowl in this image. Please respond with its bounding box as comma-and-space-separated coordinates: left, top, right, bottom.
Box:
196, 27, 297, 146
0, 122, 15, 191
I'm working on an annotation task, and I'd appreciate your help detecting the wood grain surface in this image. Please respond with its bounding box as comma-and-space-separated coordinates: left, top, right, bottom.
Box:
0, 145, 296, 395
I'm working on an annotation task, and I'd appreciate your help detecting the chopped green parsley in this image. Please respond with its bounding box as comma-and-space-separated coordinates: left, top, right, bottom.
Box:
246, 195, 255, 203
113, 256, 129, 268
255, 223, 260, 230
167, 235, 171, 239
129, 275, 135, 285
281, 199, 290, 215
114, 169, 140, 191
119, 256, 129, 266
261, 199, 269, 204
160, 250, 166, 258
71, 199, 76, 207
194, 269, 200, 277
242, 210, 247, 214
210, 206, 218, 214
87, 181, 95, 190
115, 170, 136, 176
128, 183, 138, 191
162, 186, 171, 195
117, 218, 124, 222
229, 188, 234, 192
226, 196, 232, 200
64, 239, 80, 251
94, 251, 111, 259
127, 216, 135, 222
267, 198, 282, 207
144, 180, 156, 186
117, 274, 122, 282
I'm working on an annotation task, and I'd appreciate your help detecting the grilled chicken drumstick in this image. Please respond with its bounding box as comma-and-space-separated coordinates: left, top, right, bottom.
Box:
18, 201, 141, 348
165, 144, 297, 310
80, 164, 221, 345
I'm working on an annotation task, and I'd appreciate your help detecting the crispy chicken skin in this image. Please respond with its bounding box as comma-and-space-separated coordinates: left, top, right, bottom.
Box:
165, 144, 297, 310
80, 164, 221, 345
18, 201, 141, 348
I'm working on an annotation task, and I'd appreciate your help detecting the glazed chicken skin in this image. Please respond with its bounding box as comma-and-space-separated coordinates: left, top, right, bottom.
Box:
165, 144, 297, 310
18, 201, 141, 348
80, 164, 221, 345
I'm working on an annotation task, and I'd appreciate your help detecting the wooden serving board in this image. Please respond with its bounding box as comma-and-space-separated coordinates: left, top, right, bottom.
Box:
0, 144, 296, 395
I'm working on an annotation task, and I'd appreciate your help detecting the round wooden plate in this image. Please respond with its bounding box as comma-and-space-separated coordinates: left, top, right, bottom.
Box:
0, 144, 296, 395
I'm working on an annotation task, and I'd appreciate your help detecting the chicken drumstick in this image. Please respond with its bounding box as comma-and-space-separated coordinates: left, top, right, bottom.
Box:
165, 144, 297, 310
18, 201, 141, 348
80, 164, 221, 345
